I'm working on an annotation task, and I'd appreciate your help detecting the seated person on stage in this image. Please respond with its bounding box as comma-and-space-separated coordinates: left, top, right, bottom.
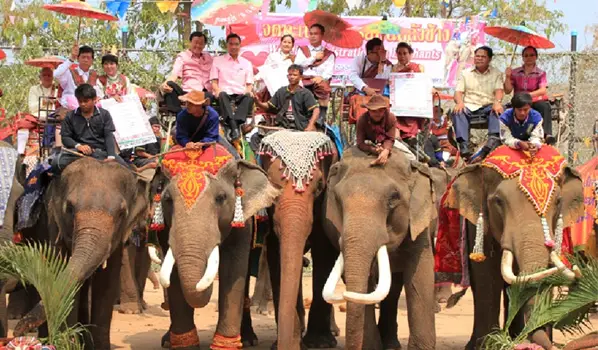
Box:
132, 117, 162, 169
348, 37, 392, 96
453, 46, 504, 157
210, 33, 254, 141
161, 31, 213, 114
29, 67, 59, 121
54, 84, 128, 172
254, 64, 320, 132
295, 23, 336, 118
499, 92, 543, 156
430, 106, 457, 155
356, 94, 396, 166
54, 42, 101, 109
97, 54, 134, 102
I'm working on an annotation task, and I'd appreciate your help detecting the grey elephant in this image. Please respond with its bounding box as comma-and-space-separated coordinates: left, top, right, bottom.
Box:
445, 146, 585, 349
322, 147, 443, 350
14, 157, 150, 350
153, 150, 279, 350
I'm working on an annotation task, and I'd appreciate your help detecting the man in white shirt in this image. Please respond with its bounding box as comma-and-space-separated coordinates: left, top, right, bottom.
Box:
348, 37, 392, 96
54, 43, 101, 109
295, 23, 336, 119
28, 67, 58, 120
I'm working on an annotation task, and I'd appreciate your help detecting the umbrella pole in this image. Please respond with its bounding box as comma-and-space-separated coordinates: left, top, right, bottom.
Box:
76, 17, 82, 42
509, 43, 518, 66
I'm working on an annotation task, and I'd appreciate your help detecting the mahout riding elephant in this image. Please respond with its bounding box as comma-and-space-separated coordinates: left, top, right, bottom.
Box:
322, 147, 443, 350
256, 130, 339, 349
445, 146, 585, 350
14, 157, 150, 350
153, 148, 279, 350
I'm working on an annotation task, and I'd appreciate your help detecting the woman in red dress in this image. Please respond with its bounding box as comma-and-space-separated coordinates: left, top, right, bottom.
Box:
392, 42, 425, 146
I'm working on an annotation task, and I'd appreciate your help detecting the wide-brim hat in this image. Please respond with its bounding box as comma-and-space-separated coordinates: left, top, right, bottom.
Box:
361, 94, 389, 110
179, 90, 208, 105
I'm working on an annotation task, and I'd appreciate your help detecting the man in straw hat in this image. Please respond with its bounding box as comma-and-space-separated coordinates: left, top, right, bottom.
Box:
355, 94, 396, 166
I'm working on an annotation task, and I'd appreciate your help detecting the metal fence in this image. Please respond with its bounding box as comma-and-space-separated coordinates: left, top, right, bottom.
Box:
1, 48, 597, 165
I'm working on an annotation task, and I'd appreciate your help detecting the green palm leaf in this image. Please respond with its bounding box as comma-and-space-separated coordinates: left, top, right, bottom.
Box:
0, 242, 85, 349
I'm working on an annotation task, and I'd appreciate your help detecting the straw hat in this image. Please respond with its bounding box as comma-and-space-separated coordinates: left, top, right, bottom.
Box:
362, 94, 389, 110
179, 90, 209, 105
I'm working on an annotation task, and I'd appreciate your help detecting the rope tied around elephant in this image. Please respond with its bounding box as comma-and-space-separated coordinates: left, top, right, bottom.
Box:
258, 130, 333, 192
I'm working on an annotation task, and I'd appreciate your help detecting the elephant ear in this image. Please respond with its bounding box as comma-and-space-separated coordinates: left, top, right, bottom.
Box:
561, 166, 584, 227
222, 160, 281, 221
445, 165, 484, 225
125, 178, 151, 242
324, 161, 345, 237
408, 161, 436, 241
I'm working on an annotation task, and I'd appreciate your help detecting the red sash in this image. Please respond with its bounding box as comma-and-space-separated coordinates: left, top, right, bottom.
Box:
57, 65, 98, 99
298, 46, 335, 69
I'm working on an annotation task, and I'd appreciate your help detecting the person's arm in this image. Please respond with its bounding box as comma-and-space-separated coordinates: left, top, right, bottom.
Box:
166, 54, 184, 83
60, 114, 78, 149
53, 59, 71, 85
245, 63, 254, 94
198, 110, 220, 143
96, 79, 106, 99
319, 54, 335, 81
382, 113, 397, 151
504, 68, 514, 94
454, 72, 466, 113
125, 76, 135, 95
294, 48, 315, 68
356, 115, 377, 154
28, 86, 40, 116
175, 111, 190, 147
348, 55, 367, 91
304, 90, 320, 130
529, 71, 548, 98
102, 111, 117, 158
256, 88, 280, 113
529, 121, 545, 149
210, 62, 221, 95
499, 121, 520, 149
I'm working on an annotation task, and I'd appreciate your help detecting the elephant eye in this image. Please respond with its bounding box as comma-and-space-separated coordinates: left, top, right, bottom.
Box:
215, 192, 227, 205
387, 191, 401, 209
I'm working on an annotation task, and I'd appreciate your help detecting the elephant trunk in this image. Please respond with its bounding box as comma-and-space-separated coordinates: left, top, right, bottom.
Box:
274, 197, 314, 350
343, 245, 391, 304
173, 241, 216, 309
67, 227, 113, 283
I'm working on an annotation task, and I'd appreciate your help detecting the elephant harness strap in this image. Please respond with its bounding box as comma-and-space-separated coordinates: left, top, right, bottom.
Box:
170, 328, 200, 348
211, 333, 242, 349
258, 129, 334, 192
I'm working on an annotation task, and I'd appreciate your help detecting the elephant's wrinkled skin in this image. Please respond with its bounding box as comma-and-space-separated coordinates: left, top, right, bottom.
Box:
156, 160, 279, 350
447, 164, 584, 349
260, 146, 339, 350
323, 148, 440, 350
17, 158, 150, 350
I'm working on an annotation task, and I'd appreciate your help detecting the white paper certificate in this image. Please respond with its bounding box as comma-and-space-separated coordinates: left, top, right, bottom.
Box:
259, 61, 291, 95
100, 94, 157, 150
389, 73, 433, 118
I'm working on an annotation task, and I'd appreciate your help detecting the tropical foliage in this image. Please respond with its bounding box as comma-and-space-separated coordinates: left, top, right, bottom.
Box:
483, 255, 598, 350
0, 242, 84, 349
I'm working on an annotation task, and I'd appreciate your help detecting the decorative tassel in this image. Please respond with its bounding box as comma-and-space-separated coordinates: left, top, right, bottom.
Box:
541, 216, 555, 248
13, 232, 22, 244
210, 334, 242, 349
554, 214, 564, 254
256, 208, 268, 222
469, 212, 486, 262
149, 193, 165, 231
231, 178, 245, 228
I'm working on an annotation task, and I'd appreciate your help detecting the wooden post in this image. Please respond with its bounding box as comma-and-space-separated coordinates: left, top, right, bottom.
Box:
567, 31, 578, 163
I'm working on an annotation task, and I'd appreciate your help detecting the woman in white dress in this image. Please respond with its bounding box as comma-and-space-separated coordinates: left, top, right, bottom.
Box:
255, 34, 296, 110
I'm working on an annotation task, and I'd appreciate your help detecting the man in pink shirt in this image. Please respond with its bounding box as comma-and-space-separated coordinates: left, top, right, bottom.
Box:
210, 33, 254, 140
161, 31, 214, 113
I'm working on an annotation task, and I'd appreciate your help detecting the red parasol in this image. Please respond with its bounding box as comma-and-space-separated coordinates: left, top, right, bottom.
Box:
0, 49, 5, 61
43, 0, 118, 41
303, 10, 363, 49
25, 56, 65, 69
484, 25, 554, 65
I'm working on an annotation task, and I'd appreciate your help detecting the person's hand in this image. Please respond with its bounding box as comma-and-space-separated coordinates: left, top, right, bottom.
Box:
213, 88, 221, 97
315, 51, 325, 61
103, 157, 115, 163
363, 87, 378, 96
192, 142, 205, 149
161, 81, 173, 93
114, 95, 123, 103
439, 161, 446, 169
374, 145, 384, 154
185, 142, 196, 149
454, 102, 465, 114
529, 144, 539, 156
492, 102, 504, 115
287, 54, 296, 62
76, 144, 92, 155
305, 124, 317, 132
70, 42, 79, 61
378, 48, 387, 62
312, 76, 323, 84
371, 149, 390, 166
148, 161, 158, 169
518, 141, 530, 152
505, 67, 512, 77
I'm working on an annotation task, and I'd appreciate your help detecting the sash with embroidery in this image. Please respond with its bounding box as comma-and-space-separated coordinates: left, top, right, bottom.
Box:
98, 74, 128, 98
298, 46, 336, 69
361, 58, 392, 79
57, 65, 98, 98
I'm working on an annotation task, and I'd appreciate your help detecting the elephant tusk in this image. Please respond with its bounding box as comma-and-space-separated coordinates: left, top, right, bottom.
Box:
196, 246, 220, 292
159, 248, 175, 288
322, 253, 344, 304
343, 245, 391, 305
102, 261, 107, 270
501, 250, 559, 284
148, 246, 162, 265
549, 251, 576, 280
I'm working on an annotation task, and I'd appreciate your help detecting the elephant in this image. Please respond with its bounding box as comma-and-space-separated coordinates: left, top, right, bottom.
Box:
446, 159, 585, 349
14, 157, 150, 350
257, 130, 339, 350
154, 157, 280, 350
118, 232, 154, 314
322, 147, 443, 350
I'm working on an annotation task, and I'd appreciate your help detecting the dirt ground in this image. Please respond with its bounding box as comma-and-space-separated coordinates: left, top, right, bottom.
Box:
12, 278, 596, 349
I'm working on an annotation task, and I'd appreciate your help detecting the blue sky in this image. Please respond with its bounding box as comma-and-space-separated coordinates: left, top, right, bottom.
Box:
546, 0, 596, 51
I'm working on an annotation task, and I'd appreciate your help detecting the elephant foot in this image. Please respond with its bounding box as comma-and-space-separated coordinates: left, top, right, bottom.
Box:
270, 340, 308, 350
118, 301, 142, 315
161, 301, 170, 311
330, 322, 340, 337
302, 330, 337, 349
434, 302, 442, 313
161, 332, 170, 348
141, 299, 148, 310
382, 336, 402, 350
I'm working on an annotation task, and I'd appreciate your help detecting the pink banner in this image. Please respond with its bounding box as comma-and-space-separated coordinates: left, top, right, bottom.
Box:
229, 14, 486, 87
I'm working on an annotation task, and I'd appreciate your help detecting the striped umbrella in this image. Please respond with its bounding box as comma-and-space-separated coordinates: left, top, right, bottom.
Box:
484, 25, 554, 65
